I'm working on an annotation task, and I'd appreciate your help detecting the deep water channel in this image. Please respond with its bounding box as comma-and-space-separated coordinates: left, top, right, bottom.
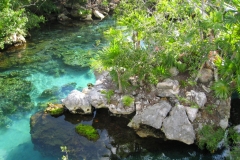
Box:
0, 19, 227, 160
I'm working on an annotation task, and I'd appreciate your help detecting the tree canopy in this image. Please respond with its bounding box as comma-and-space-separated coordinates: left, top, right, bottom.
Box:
0, 0, 56, 49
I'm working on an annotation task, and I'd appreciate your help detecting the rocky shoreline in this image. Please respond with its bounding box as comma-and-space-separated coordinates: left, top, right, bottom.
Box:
43, 66, 232, 145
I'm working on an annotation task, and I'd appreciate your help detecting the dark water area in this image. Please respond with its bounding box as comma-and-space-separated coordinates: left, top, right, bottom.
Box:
230, 98, 240, 126
30, 108, 220, 160
0, 18, 231, 160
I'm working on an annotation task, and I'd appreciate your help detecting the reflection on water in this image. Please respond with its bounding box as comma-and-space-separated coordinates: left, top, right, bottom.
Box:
0, 18, 227, 160
30, 109, 224, 160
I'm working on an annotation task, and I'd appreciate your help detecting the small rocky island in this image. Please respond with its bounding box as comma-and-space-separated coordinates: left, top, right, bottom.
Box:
59, 68, 230, 145
31, 62, 233, 158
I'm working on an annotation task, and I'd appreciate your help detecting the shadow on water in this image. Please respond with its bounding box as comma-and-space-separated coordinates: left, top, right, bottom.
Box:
30, 108, 221, 160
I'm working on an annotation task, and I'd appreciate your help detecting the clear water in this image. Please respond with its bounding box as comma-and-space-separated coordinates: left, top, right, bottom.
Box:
0, 19, 227, 160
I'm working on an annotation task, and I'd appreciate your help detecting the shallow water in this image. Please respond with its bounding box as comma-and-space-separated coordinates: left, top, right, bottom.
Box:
0, 19, 227, 160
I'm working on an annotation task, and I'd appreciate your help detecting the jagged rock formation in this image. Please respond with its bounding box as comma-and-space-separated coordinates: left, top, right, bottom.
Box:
60, 68, 231, 145
162, 104, 195, 145
62, 90, 92, 114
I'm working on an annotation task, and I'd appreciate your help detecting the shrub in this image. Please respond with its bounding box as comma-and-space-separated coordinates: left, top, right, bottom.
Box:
212, 80, 230, 99
101, 89, 114, 103
197, 125, 225, 153
122, 95, 134, 107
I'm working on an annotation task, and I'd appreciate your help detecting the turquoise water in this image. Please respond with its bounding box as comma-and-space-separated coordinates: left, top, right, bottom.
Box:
0, 20, 110, 160
0, 19, 227, 160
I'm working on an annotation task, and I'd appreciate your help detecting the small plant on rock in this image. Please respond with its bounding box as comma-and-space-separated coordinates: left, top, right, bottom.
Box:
205, 105, 214, 114
212, 80, 230, 100
101, 89, 114, 103
122, 95, 134, 107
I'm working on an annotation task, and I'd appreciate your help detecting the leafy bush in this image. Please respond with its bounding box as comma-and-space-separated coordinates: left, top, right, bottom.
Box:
197, 125, 225, 153
0, 0, 46, 49
122, 95, 134, 107
212, 80, 230, 99
228, 146, 240, 160
0, 8, 27, 49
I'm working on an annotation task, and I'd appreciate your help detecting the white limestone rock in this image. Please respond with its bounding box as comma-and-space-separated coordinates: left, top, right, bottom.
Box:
162, 104, 195, 145
186, 90, 207, 108
128, 101, 172, 130
62, 90, 92, 114
93, 10, 105, 20
185, 107, 198, 122
156, 79, 179, 97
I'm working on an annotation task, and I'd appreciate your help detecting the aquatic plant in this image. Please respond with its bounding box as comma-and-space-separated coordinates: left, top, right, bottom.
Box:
62, 49, 93, 67
0, 76, 35, 126
75, 124, 99, 141
60, 146, 69, 160
0, 111, 12, 127
197, 125, 225, 153
122, 95, 134, 107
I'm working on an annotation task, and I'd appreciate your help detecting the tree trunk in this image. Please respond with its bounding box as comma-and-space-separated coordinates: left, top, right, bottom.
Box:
117, 70, 123, 93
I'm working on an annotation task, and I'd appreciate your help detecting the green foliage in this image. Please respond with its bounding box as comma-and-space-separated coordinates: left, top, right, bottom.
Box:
228, 127, 240, 145
228, 146, 240, 160
25, 12, 45, 30
35, 0, 59, 14
122, 95, 134, 107
212, 80, 230, 99
0, 0, 45, 49
101, 0, 109, 7
101, 89, 114, 104
197, 125, 225, 153
205, 105, 214, 115
0, 7, 27, 49
225, 127, 240, 160
75, 124, 100, 141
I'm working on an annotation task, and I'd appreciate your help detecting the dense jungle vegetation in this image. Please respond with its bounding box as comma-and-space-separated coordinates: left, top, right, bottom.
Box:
92, 0, 240, 99
1, 0, 240, 157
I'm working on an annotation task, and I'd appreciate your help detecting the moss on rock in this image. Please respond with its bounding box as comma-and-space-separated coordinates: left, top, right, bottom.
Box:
44, 103, 64, 116
75, 124, 99, 141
